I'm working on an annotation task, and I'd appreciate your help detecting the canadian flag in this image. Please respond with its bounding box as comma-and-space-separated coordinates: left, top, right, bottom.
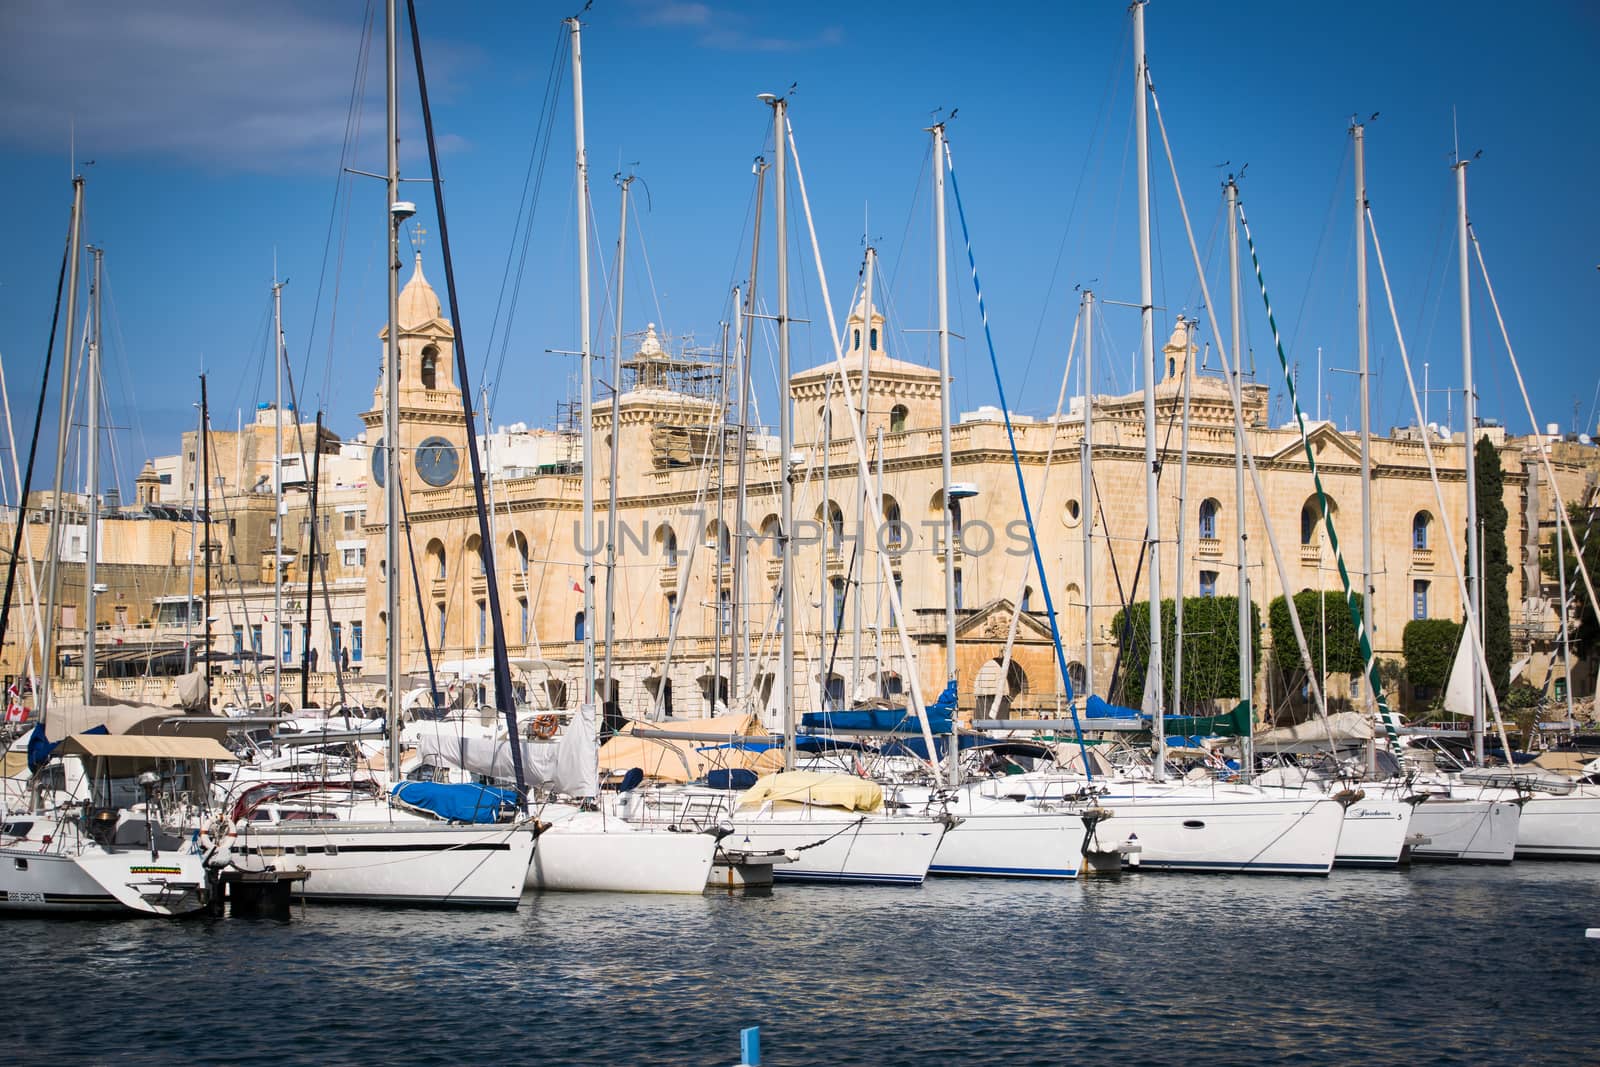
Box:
4, 704, 28, 724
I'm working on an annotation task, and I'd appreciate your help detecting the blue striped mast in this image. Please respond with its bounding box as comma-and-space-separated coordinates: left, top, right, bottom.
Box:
941, 139, 1092, 778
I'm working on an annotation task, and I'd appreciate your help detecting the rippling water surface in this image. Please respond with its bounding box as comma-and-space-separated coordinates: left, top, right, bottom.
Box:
7, 864, 1599, 1065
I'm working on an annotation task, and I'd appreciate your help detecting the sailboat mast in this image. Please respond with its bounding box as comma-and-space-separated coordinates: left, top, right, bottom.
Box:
1080, 289, 1096, 699
384, 0, 403, 771
853, 246, 875, 702
82, 245, 102, 705
302, 411, 323, 709
569, 15, 596, 709
187, 397, 201, 674
933, 122, 957, 687
1354, 122, 1377, 752
734, 160, 768, 704
1172, 319, 1192, 713
1226, 178, 1251, 780
604, 174, 632, 700
764, 92, 795, 771
201, 373, 212, 699
1455, 158, 1483, 766
272, 277, 285, 702
40, 174, 83, 725
1133, 0, 1166, 779
731, 284, 747, 702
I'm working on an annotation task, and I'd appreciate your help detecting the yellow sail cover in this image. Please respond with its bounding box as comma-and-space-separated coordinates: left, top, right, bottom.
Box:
736, 771, 883, 813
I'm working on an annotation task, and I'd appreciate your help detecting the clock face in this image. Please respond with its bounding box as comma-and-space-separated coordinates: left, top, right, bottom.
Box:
415, 436, 461, 487
370, 437, 385, 488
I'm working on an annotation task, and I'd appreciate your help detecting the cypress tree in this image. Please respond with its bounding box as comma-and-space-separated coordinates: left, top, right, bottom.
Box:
1472, 436, 1512, 701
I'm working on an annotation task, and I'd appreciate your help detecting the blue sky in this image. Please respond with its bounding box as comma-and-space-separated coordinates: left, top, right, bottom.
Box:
2, 0, 1597, 495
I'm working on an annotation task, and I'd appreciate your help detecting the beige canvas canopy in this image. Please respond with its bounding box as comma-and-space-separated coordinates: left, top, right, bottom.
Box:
597, 713, 780, 783
58, 734, 237, 762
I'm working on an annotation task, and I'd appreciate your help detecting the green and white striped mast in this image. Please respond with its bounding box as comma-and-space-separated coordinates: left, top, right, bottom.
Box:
1236, 197, 1404, 757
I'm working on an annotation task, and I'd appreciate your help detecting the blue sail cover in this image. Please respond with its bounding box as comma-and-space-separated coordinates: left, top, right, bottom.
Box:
1086, 694, 1141, 720
27, 723, 107, 773
391, 781, 518, 823
799, 681, 958, 735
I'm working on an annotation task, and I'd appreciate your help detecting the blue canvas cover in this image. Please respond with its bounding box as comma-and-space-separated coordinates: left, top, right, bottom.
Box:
1086, 694, 1141, 720
27, 723, 107, 773
390, 781, 518, 823
799, 680, 958, 735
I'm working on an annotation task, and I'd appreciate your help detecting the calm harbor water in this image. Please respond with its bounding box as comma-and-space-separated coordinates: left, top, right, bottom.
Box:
7, 864, 1599, 1066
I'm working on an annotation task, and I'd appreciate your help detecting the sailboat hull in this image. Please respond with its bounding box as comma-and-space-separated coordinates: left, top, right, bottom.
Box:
904, 785, 1084, 879
527, 810, 718, 893
0, 818, 207, 916
1331, 795, 1415, 867
744, 813, 945, 885
1408, 798, 1520, 864
229, 822, 537, 907
1513, 791, 1600, 860
1008, 776, 1342, 874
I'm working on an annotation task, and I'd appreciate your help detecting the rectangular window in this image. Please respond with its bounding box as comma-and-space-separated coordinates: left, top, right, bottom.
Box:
350, 622, 364, 662
323, 514, 331, 534
250, 625, 263, 655
667, 593, 679, 626
477, 600, 487, 647
1199, 570, 1218, 598
954, 568, 964, 611
344, 512, 357, 533
159, 472, 172, 485
301, 624, 311, 663
281, 624, 292, 663
233, 624, 244, 656
436, 603, 447, 644
268, 520, 277, 538
519, 599, 529, 644
331, 622, 343, 660
719, 590, 732, 635
1412, 580, 1430, 621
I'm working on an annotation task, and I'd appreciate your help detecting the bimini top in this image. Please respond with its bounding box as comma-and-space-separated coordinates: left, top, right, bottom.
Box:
736, 771, 883, 813
57, 734, 237, 762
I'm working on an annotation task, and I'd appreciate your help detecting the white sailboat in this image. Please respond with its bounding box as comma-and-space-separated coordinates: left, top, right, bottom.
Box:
205, 0, 542, 907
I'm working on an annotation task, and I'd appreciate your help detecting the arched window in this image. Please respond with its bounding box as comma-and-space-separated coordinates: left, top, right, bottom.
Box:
465, 533, 485, 575
830, 576, 846, 630
1199, 498, 1220, 540
1301, 495, 1335, 546
823, 500, 844, 549
425, 538, 446, 581
1021, 585, 1033, 612
759, 514, 782, 558
822, 672, 846, 710
879, 671, 904, 698
707, 520, 731, 564
1412, 511, 1431, 550
852, 328, 861, 351
573, 611, 586, 643
882, 494, 904, 551
657, 523, 679, 567
508, 530, 530, 573
889, 404, 909, 433
420, 344, 439, 390
870, 327, 879, 351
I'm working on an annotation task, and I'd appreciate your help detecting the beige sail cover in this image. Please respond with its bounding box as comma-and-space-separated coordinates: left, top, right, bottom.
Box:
597, 713, 780, 783
736, 771, 883, 813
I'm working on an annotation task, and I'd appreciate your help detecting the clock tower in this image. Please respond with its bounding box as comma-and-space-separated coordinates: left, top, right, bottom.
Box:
362, 251, 470, 675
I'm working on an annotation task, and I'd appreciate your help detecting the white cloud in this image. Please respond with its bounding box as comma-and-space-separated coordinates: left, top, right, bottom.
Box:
0, 2, 466, 172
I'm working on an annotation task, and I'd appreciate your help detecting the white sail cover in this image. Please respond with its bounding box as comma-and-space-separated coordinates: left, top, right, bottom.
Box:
412, 705, 598, 799
1441, 631, 1473, 718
